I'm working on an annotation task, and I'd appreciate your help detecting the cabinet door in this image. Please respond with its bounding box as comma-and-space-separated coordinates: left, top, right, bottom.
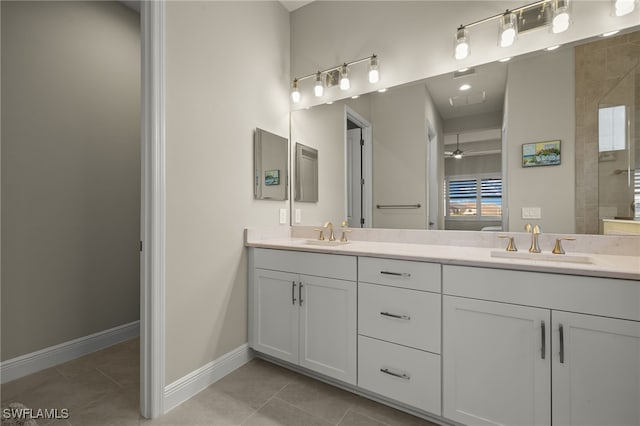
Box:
252, 269, 299, 364
299, 275, 357, 385
553, 312, 640, 426
443, 296, 551, 426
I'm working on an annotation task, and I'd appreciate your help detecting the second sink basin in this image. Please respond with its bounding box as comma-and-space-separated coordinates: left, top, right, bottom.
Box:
490, 250, 593, 264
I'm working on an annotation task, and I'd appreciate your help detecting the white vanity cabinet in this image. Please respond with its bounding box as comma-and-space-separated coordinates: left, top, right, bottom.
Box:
357, 257, 442, 415
443, 265, 640, 426
249, 248, 357, 384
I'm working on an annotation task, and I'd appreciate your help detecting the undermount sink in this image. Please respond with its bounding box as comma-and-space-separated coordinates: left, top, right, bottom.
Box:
490, 250, 593, 264
305, 239, 350, 246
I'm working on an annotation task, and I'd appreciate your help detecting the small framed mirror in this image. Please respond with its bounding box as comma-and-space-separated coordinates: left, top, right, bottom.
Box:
295, 142, 318, 202
254, 128, 288, 200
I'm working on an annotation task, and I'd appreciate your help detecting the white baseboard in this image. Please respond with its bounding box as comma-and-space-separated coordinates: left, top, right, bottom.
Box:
164, 344, 253, 414
0, 321, 140, 384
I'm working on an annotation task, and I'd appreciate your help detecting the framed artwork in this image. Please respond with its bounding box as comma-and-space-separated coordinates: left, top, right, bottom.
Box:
264, 170, 280, 186
522, 140, 561, 167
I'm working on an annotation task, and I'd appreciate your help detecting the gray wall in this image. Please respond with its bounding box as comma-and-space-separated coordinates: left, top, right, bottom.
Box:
1, 1, 140, 360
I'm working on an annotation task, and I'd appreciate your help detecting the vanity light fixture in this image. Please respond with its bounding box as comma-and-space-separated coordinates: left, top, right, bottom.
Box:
368, 55, 379, 84
613, 0, 636, 16
551, 0, 571, 34
499, 11, 518, 47
291, 79, 301, 104
339, 64, 350, 90
314, 72, 324, 97
289, 54, 379, 104
453, 0, 574, 60
546, 44, 561, 51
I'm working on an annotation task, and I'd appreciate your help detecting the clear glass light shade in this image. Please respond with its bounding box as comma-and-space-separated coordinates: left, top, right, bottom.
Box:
368, 55, 379, 83
614, 0, 636, 16
454, 27, 470, 60
314, 72, 323, 97
339, 65, 350, 90
453, 150, 463, 160
291, 80, 301, 103
499, 12, 518, 47
552, 0, 570, 33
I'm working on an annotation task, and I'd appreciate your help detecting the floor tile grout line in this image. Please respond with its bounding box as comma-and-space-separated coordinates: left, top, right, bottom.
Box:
95, 366, 125, 388
271, 396, 336, 425
335, 406, 351, 426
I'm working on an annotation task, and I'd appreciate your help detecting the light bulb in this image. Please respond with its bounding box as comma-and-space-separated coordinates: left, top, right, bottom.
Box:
615, 0, 635, 16
454, 27, 470, 60
499, 12, 517, 48
552, 0, 570, 34
339, 64, 350, 90
291, 79, 301, 104
314, 72, 323, 97
368, 55, 379, 84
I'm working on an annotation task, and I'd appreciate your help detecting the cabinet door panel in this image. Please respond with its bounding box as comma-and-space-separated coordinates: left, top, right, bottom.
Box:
443, 296, 551, 426
553, 312, 640, 426
299, 275, 357, 384
252, 269, 299, 364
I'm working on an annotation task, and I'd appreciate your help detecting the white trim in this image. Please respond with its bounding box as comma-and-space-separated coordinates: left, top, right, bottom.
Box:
163, 344, 254, 413
0, 321, 140, 384
344, 106, 373, 228
140, 0, 165, 419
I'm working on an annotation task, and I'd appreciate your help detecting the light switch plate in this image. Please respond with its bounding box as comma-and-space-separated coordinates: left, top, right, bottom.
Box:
522, 207, 542, 219
279, 208, 287, 224
295, 209, 302, 224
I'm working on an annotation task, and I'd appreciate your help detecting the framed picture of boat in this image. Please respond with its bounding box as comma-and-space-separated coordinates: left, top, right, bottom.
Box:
522, 140, 561, 167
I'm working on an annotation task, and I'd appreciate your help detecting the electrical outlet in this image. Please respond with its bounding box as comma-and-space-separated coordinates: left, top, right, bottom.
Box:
295, 209, 302, 224
279, 208, 287, 224
522, 207, 542, 219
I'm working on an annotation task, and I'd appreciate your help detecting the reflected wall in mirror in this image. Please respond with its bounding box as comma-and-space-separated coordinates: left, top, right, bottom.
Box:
291, 29, 640, 235
254, 128, 288, 201
295, 143, 318, 202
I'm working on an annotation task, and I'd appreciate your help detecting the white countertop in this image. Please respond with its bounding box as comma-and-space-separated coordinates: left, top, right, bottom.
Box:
245, 233, 640, 281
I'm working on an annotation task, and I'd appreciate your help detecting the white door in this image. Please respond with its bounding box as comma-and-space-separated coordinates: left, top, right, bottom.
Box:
252, 269, 299, 364
347, 128, 363, 228
299, 274, 357, 385
443, 296, 551, 426
553, 311, 640, 426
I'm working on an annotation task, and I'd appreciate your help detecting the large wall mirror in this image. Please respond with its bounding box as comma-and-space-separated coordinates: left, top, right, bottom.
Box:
290, 27, 640, 235
254, 128, 288, 201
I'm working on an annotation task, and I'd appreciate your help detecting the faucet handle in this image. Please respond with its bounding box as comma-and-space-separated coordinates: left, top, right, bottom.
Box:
498, 235, 518, 252
313, 228, 325, 241
341, 220, 349, 228
340, 230, 352, 242
552, 237, 576, 255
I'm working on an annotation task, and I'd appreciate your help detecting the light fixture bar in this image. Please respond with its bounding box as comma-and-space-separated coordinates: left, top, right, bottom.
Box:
462, 0, 549, 29
292, 55, 377, 84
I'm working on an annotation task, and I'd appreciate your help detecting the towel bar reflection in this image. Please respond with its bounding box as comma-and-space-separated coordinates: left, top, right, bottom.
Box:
376, 203, 421, 209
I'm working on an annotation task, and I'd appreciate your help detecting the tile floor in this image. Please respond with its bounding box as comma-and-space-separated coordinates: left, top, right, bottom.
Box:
1, 339, 438, 426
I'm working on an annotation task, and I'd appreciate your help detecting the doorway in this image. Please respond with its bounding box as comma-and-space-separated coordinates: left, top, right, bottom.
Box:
345, 107, 372, 228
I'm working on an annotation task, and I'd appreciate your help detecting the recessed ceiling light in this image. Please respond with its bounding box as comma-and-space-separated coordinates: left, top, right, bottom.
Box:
498, 57, 512, 63
326, 101, 334, 105
459, 84, 472, 91
378, 88, 388, 93
351, 95, 360, 99
602, 30, 620, 37
458, 67, 469, 73
546, 45, 560, 51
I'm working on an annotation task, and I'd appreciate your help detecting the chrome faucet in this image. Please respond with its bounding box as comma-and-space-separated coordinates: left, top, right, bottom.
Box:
525, 223, 542, 253
324, 221, 336, 241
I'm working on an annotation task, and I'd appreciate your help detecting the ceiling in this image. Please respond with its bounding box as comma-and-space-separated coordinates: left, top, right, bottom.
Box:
279, 1, 315, 12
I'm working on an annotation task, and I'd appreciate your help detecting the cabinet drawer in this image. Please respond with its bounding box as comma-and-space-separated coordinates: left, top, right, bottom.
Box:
359, 283, 440, 353
253, 248, 356, 281
359, 257, 441, 292
358, 335, 441, 415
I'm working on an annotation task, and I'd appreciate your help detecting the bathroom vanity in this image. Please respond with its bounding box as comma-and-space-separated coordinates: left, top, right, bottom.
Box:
246, 227, 640, 426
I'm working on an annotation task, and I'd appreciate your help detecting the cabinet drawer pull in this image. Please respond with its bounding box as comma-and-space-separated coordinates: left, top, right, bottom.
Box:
380, 312, 411, 321
291, 281, 297, 305
380, 271, 411, 278
559, 324, 565, 364
541, 321, 546, 360
299, 282, 303, 306
380, 368, 410, 380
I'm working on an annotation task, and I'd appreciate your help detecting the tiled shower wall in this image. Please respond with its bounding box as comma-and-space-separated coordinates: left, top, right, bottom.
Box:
575, 31, 639, 234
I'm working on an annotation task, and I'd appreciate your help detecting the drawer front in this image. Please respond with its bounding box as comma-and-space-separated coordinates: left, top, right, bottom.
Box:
443, 265, 640, 322
359, 257, 441, 292
359, 283, 440, 353
358, 335, 441, 415
253, 248, 356, 281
